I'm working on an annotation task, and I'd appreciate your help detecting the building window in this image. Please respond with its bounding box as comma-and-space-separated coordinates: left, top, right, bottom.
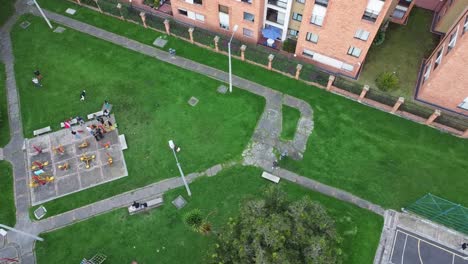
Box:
311, 4, 327, 26
219, 5, 229, 29
241, 0, 252, 3
306, 32, 319, 43
302, 49, 315, 58
289, 29, 299, 37
194, 0, 202, 4
244, 12, 255, 22
354, 29, 370, 41
423, 63, 431, 82
341, 63, 354, 72
195, 13, 205, 21
292, 13, 303, 22
268, 0, 288, 8
243, 28, 254, 37
178, 9, 188, 16
315, 0, 328, 7
362, 0, 384, 22
447, 28, 458, 53
296, 0, 305, 3
347, 46, 361, 57
434, 48, 443, 69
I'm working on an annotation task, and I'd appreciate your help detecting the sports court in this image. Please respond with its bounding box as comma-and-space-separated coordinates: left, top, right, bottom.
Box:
390, 228, 468, 264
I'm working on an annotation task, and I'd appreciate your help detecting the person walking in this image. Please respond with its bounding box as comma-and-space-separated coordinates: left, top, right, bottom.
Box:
462, 242, 467, 250
76, 116, 85, 125
80, 90, 86, 101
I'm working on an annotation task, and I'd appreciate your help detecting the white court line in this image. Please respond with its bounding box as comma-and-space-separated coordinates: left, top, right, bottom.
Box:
397, 229, 468, 260
402, 234, 408, 264
390, 230, 407, 264
418, 239, 424, 264
453, 254, 455, 264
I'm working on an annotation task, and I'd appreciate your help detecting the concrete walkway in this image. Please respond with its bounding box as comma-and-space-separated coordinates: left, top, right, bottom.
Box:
0, 4, 387, 263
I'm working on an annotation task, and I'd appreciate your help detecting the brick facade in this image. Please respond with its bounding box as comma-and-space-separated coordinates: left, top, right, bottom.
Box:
171, 0, 266, 44
416, 8, 468, 115
295, 0, 393, 78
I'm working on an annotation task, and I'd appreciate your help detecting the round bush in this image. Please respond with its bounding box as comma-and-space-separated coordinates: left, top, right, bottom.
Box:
376, 72, 399, 91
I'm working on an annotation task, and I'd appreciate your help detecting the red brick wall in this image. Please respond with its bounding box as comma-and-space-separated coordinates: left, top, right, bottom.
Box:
415, 0, 443, 11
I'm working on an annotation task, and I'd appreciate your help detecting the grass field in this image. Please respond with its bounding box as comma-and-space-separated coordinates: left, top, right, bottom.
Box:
0, 63, 11, 147
0, 161, 16, 227
358, 8, 439, 97
21, 3, 468, 212
14, 15, 264, 216
36, 166, 383, 264
0, 0, 15, 27
281, 105, 300, 140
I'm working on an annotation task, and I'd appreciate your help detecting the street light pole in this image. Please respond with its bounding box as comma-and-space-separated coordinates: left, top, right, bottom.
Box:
33, 0, 53, 29
168, 140, 191, 196
228, 24, 238, 93
0, 224, 44, 242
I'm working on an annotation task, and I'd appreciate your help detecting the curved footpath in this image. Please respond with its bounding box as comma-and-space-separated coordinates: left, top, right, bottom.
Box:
0, 2, 385, 263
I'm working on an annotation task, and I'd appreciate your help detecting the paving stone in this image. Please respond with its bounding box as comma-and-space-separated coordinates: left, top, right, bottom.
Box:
217, 85, 228, 94
19, 21, 31, 29
53, 212, 75, 229
79, 167, 102, 188
172, 195, 187, 209
188, 96, 199, 106
53, 26, 66, 33
152, 37, 168, 48
65, 8, 76, 15
73, 206, 93, 221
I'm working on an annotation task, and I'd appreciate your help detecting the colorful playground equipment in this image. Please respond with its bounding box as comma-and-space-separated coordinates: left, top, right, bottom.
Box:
29, 174, 54, 188
80, 154, 96, 169
100, 141, 111, 149
106, 153, 113, 166
79, 140, 89, 149
30, 161, 49, 171
58, 162, 69, 170
32, 144, 42, 155
53, 144, 65, 155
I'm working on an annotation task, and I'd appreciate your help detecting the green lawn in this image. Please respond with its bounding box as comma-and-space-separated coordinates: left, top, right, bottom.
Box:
22, 3, 468, 211
0, 161, 16, 227
358, 8, 439, 97
281, 104, 300, 140
14, 15, 264, 217
0, 63, 11, 147
36, 166, 383, 264
0, 0, 15, 27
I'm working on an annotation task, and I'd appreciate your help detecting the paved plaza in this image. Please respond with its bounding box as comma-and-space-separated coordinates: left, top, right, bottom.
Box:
25, 119, 128, 205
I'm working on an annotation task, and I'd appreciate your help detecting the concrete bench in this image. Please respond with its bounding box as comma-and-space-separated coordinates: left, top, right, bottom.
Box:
87, 111, 104, 120
262, 171, 280, 183
60, 118, 77, 128
128, 197, 164, 215
33, 126, 51, 136
119, 134, 128, 150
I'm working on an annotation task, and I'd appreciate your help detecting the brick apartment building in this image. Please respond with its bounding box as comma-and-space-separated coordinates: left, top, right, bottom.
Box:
170, 0, 395, 78
415, 2, 468, 116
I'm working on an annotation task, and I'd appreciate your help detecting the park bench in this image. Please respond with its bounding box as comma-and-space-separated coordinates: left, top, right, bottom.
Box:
261, 171, 280, 183
33, 126, 51, 136
87, 111, 104, 120
128, 196, 164, 215
60, 118, 77, 128
119, 134, 128, 150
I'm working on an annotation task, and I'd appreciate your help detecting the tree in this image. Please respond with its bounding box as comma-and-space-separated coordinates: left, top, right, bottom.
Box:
211, 187, 341, 264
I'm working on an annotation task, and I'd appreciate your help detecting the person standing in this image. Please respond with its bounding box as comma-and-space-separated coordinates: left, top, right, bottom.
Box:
34, 69, 43, 80
462, 242, 467, 250
80, 90, 86, 101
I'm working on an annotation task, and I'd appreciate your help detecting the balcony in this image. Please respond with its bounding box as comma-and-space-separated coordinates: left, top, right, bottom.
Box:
268, 0, 288, 9
266, 8, 286, 25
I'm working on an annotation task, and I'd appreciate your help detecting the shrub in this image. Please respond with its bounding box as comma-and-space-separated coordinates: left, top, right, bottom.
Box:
183, 209, 212, 234
153, 0, 160, 9
376, 72, 399, 91
282, 39, 297, 53
373, 31, 386, 46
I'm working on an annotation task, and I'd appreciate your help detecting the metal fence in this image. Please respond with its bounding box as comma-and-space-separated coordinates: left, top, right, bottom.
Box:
404, 194, 468, 235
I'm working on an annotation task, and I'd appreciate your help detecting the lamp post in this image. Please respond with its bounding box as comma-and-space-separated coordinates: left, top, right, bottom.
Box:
33, 0, 53, 29
129, 0, 132, 7
168, 140, 191, 196
228, 24, 238, 93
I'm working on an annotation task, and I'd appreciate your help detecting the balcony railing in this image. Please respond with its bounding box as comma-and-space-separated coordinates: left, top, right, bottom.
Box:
268, 0, 288, 8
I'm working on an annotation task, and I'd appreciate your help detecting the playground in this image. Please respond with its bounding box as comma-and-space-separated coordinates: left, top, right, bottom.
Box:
25, 115, 128, 205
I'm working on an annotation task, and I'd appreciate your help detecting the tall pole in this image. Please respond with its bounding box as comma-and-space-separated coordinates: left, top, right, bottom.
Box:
228, 25, 238, 93
0, 224, 44, 242
168, 140, 191, 196
33, 0, 53, 29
